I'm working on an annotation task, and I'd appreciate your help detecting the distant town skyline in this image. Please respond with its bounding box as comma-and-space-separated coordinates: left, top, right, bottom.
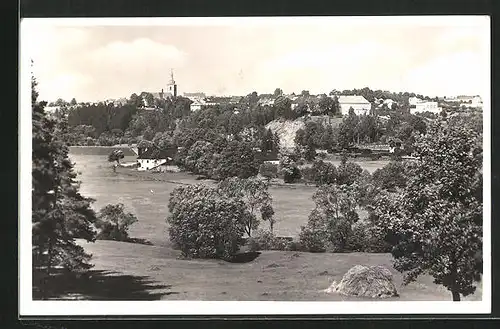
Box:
23, 17, 489, 102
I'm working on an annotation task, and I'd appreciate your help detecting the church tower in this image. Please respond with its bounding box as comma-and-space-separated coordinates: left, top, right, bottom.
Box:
166, 69, 177, 98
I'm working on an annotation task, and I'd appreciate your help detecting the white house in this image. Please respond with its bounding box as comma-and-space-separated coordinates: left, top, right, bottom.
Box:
136, 146, 177, 171
258, 97, 275, 106
383, 98, 395, 109
408, 97, 423, 106
190, 99, 206, 111
337, 95, 371, 116
410, 101, 441, 114
471, 96, 483, 108
43, 106, 60, 115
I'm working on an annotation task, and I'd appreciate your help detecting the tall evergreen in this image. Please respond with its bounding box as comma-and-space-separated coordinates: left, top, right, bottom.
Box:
32, 75, 97, 276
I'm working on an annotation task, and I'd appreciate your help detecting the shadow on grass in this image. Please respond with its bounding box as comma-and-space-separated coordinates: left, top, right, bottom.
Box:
126, 237, 153, 245
95, 237, 153, 245
33, 269, 178, 300
225, 251, 261, 263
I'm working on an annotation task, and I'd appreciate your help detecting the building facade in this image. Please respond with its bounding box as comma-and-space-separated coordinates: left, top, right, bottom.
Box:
410, 101, 441, 114
190, 99, 206, 111
338, 95, 371, 116
136, 146, 178, 171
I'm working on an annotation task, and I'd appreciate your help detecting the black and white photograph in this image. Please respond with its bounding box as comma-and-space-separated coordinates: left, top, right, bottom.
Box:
19, 16, 490, 316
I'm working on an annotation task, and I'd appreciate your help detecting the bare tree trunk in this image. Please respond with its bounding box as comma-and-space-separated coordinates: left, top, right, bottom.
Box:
452, 290, 461, 301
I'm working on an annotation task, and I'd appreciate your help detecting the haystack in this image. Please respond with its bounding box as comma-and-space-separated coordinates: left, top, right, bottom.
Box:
324, 265, 399, 298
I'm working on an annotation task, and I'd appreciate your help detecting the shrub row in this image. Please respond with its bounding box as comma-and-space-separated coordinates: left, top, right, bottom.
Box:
246, 226, 389, 254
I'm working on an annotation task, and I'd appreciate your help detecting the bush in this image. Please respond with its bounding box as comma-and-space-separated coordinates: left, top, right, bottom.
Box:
298, 209, 328, 252
247, 237, 262, 252
372, 161, 407, 192
85, 137, 95, 146
283, 167, 301, 183
324, 218, 354, 253
312, 160, 337, 186
95, 203, 138, 241
259, 162, 278, 181
247, 229, 289, 251
285, 240, 304, 251
299, 227, 327, 252
347, 220, 391, 253
337, 159, 363, 186
300, 166, 316, 183
167, 185, 248, 259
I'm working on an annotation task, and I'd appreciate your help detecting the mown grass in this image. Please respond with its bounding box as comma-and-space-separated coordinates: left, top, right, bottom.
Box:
66, 151, 482, 302
65, 240, 482, 301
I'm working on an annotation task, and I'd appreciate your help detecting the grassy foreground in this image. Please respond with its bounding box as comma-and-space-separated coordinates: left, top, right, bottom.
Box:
34, 239, 482, 301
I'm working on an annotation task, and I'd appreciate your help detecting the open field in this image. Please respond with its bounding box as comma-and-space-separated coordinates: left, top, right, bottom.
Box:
35, 239, 481, 301
71, 153, 317, 243
70, 152, 378, 242
60, 149, 482, 302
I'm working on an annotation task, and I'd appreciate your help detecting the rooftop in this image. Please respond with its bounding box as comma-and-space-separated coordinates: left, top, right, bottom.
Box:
337, 95, 370, 104
137, 146, 178, 160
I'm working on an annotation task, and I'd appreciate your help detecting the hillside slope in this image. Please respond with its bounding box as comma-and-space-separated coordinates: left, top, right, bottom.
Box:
265, 116, 344, 151
265, 119, 305, 151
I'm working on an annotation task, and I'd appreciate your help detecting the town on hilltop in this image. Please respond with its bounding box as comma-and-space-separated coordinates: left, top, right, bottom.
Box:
46, 69, 483, 114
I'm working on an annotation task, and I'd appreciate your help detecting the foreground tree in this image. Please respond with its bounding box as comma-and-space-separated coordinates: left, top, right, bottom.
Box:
372, 160, 408, 192
299, 184, 359, 252
95, 203, 138, 241
218, 177, 274, 237
167, 185, 248, 259
373, 119, 483, 301
32, 75, 97, 278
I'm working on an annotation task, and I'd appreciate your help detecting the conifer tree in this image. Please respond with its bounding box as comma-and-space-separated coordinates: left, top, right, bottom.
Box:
32, 74, 97, 277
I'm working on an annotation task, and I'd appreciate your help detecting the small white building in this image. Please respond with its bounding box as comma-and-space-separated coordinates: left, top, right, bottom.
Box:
258, 97, 275, 106
43, 106, 61, 115
190, 99, 206, 111
471, 96, 483, 108
383, 98, 395, 108
408, 97, 423, 106
410, 101, 441, 114
136, 146, 177, 171
337, 95, 371, 116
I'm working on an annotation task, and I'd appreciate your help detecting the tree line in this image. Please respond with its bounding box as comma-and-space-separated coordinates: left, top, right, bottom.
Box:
166, 115, 482, 301
35, 79, 483, 301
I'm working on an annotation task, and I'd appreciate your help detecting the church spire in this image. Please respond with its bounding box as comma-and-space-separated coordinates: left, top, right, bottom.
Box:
170, 69, 175, 84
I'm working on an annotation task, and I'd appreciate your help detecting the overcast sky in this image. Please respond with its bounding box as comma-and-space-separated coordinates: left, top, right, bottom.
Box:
23, 17, 489, 102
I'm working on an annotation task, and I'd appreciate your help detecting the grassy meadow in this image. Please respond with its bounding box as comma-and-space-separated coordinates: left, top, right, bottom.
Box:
58, 148, 482, 302
39, 239, 480, 301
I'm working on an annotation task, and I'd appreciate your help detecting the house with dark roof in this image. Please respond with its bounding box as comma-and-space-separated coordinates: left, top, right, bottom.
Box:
136, 146, 178, 171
